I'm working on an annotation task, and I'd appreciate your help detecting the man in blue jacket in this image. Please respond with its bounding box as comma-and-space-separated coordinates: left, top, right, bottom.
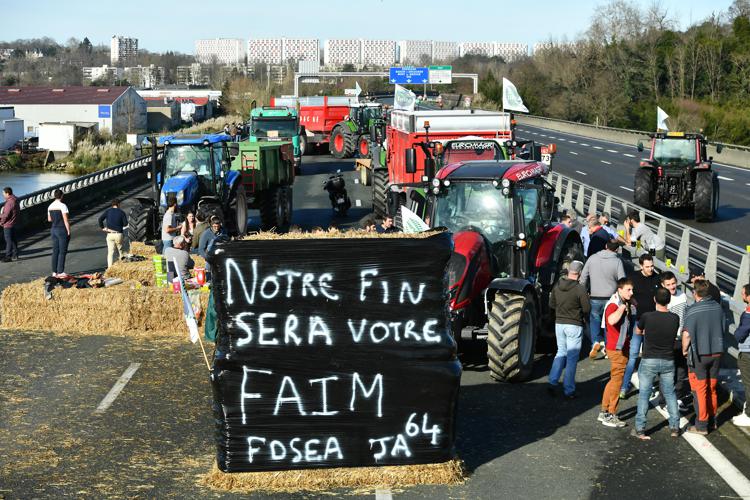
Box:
732, 283, 750, 427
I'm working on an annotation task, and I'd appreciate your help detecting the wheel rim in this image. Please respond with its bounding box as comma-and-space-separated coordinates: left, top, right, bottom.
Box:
518, 306, 534, 367
360, 139, 368, 156
334, 134, 343, 151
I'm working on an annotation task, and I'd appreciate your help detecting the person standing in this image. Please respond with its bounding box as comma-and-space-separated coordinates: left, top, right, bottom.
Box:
581, 239, 626, 358
580, 213, 596, 256
689, 268, 722, 304
598, 277, 635, 428
548, 261, 591, 398
624, 211, 665, 258
161, 196, 179, 252
657, 271, 690, 409
98, 198, 128, 268
0, 186, 19, 262
632, 287, 682, 439
47, 189, 70, 277
621, 254, 661, 397
586, 219, 611, 257
683, 279, 726, 435
732, 284, 750, 427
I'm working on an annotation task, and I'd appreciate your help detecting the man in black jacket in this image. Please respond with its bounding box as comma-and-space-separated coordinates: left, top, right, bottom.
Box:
98, 198, 128, 268
548, 261, 591, 398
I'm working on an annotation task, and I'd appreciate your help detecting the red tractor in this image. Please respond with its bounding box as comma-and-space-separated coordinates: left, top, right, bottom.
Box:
407, 158, 581, 382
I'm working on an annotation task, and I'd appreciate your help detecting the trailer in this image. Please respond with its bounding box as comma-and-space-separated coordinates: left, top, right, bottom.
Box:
271, 96, 356, 154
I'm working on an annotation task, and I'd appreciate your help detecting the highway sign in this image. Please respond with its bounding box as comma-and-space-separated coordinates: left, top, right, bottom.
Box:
429, 65, 452, 84
389, 66, 429, 84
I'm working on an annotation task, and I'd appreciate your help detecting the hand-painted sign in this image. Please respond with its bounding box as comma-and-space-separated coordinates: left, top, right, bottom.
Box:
209, 234, 460, 472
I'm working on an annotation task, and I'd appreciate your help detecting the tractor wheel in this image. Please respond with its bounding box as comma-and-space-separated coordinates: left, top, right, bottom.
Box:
299, 135, 308, 156
200, 202, 223, 225
556, 238, 584, 283
694, 170, 719, 222
341, 129, 357, 159
487, 292, 537, 382
280, 186, 293, 229
330, 126, 346, 159
372, 168, 389, 218
229, 184, 248, 237
357, 135, 370, 158
128, 200, 156, 242
260, 186, 284, 231
634, 168, 655, 210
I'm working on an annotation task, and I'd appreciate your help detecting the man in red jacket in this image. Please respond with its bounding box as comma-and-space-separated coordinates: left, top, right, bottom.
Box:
0, 186, 19, 262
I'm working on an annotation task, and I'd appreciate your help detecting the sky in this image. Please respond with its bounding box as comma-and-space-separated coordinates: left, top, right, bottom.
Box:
2, 0, 736, 54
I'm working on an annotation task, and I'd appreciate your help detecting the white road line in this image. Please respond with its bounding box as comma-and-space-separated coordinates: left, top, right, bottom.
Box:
540, 134, 547, 137
619, 186, 634, 192
630, 374, 750, 499
570, 151, 579, 155
94, 363, 141, 414
717, 176, 734, 181
557, 138, 566, 141
607, 149, 619, 153
355, 199, 362, 207
623, 153, 635, 158
747, 183, 750, 186
593, 146, 603, 150
354, 178, 360, 184
548, 136, 557, 139
375, 489, 393, 500
575, 170, 588, 176
601, 160, 612, 165
568, 140, 577, 144
581, 143, 590, 147
532, 132, 538, 135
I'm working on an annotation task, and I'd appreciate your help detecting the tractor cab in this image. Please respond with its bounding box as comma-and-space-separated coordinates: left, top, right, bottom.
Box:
249, 106, 303, 172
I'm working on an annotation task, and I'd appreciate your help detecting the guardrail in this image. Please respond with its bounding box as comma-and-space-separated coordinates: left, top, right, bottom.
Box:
548, 170, 749, 329
0, 154, 157, 239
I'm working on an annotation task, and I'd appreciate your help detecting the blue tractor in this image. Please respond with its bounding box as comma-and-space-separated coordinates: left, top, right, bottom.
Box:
128, 134, 248, 242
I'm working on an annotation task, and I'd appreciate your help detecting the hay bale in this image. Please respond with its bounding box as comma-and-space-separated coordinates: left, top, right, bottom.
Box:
106, 254, 207, 286
198, 458, 466, 494
241, 229, 443, 240
0, 279, 208, 339
128, 241, 156, 256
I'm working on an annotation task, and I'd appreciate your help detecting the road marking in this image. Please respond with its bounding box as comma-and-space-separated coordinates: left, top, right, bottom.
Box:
607, 149, 619, 153
540, 134, 547, 137
575, 170, 588, 176
375, 489, 393, 500
94, 363, 141, 414
548, 136, 557, 139
570, 151, 579, 155
355, 199, 362, 207
601, 160, 612, 165
619, 186, 634, 192
630, 374, 750, 499
593, 146, 603, 150
624, 153, 635, 157
717, 176, 734, 181
531, 132, 538, 135
557, 138, 566, 141
581, 143, 590, 147
354, 178, 360, 184
568, 140, 577, 144
747, 183, 750, 186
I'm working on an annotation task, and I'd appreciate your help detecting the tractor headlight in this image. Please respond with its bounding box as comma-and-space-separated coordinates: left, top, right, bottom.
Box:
443, 179, 451, 187
502, 179, 511, 188
502, 187, 511, 196
432, 178, 441, 188
432, 187, 441, 195
176, 190, 185, 206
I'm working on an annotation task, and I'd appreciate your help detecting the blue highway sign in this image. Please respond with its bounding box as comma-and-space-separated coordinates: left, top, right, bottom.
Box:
389, 67, 429, 84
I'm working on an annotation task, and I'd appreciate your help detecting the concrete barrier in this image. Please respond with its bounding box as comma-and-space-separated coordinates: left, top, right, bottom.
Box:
516, 115, 750, 170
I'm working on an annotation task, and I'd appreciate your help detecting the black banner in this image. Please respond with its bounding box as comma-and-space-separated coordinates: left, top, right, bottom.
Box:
208, 233, 461, 472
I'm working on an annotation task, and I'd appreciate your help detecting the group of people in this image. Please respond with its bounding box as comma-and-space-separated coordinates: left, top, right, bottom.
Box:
548, 210, 750, 438
223, 122, 245, 141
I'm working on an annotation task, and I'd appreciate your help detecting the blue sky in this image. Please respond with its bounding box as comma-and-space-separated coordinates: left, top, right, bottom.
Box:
4, 0, 734, 53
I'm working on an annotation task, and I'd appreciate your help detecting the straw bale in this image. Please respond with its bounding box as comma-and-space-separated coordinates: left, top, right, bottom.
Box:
128, 241, 156, 256
198, 458, 466, 494
242, 229, 444, 241
1, 279, 208, 339
106, 254, 206, 286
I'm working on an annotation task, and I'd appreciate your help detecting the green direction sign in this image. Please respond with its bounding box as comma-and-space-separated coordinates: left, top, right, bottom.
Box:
429, 66, 452, 84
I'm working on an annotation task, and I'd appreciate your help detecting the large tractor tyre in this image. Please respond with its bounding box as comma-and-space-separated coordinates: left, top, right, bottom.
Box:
357, 135, 371, 158
128, 201, 156, 242
229, 185, 248, 237
280, 186, 293, 229
299, 135, 308, 156
330, 126, 346, 159
259, 186, 285, 231
556, 238, 585, 281
372, 168, 389, 218
487, 292, 538, 383
341, 129, 357, 159
634, 168, 655, 210
694, 170, 719, 222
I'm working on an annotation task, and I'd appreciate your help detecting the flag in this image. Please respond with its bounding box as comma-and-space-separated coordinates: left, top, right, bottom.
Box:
355, 81, 362, 97
400, 205, 430, 233
502, 77, 529, 113
394, 84, 416, 111
173, 258, 200, 344
657, 106, 669, 131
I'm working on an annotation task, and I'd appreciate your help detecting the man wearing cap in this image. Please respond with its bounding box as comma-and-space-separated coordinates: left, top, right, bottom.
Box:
164, 235, 194, 280
548, 260, 591, 398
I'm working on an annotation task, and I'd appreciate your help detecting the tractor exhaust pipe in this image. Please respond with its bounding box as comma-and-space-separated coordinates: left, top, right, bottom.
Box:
149, 136, 158, 200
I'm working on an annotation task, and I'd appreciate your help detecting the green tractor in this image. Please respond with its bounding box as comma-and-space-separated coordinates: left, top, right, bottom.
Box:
329, 103, 384, 159
248, 105, 305, 174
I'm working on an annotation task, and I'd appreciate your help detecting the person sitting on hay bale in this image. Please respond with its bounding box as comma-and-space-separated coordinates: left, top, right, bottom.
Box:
164, 235, 194, 281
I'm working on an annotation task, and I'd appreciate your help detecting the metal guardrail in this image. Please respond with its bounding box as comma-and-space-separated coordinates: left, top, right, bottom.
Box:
524, 114, 750, 153
548, 170, 750, 330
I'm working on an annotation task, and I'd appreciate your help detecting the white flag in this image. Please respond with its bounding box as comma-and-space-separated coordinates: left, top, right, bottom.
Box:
394, 84, 416, 111
400, 205, 430, 233
173, 258, 200, 344
657, 106, 669, 131
355, 81, 362, 97
502, 77, 529, 113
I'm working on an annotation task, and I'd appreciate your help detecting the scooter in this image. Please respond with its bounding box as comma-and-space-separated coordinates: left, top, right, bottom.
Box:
323, 171, 352, 216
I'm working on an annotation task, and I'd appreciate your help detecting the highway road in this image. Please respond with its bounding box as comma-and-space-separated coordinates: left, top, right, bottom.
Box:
2, 154, 750, 499
515, 123, 750, 249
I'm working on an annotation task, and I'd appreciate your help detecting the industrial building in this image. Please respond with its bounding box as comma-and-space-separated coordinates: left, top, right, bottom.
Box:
0, 107, 23, 150
0, 86, 147, 137
195, 39, 245, 65
111, 36, 138, 66
137, 89, 220, 123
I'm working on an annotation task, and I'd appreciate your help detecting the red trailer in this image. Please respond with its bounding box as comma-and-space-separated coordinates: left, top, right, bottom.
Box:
271, 96, 355, 154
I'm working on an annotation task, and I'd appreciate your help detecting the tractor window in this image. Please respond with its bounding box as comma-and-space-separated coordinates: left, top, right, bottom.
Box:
442, 142, 504, 165
433, 181, 513, 243
516, 187, 542, 234
164, 145, 211, 178
251, 118, 297, 138
653, 139, 697, 164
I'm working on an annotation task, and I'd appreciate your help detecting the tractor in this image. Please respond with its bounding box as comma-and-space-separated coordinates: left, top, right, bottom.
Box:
634, 132, 721, 222
401, 154, 581, 382
329, 102, 384, 159
248, 105, 304, 174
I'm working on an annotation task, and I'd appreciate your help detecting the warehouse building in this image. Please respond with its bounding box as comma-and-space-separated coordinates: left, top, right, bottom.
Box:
0, 86, 147, 137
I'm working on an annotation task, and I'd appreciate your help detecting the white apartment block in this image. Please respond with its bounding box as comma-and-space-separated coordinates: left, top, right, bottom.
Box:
123, 65, 165, 88
459, 41, 495, 58
247, 38, 283, 64
324, 39, 361, 67
82, 65, 123, 84
195, 38, 245, 65
398, 40, 432, 65
111, 36, 138, 66
361, 39, 396, 68
432, 41, 459, 62
282, 38, 319, 64
495, 42, 528, 62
